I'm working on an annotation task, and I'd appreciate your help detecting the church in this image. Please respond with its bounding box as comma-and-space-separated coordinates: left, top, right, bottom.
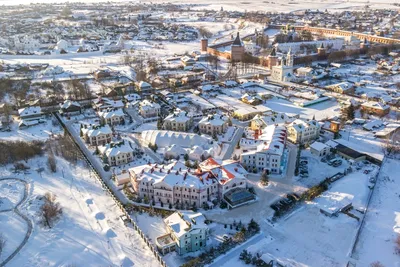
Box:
271, 48, 294, 82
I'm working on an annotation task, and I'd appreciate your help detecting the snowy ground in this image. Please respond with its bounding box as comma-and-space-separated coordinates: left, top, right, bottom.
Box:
0, 179, 25, 211
354, 158, 400, 266
0, 156, 160, 267
0, 211, 27, 262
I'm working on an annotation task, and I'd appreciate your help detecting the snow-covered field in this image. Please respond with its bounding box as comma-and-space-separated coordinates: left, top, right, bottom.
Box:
354, 158, 400, 266
0, 157, 160, 267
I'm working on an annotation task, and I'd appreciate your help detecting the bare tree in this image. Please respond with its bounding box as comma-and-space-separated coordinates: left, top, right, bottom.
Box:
40, 193, 62, 228
370, 261, 384, 267
382, 136, 400, 156
0, 233, 6, 258
47, 151, 57, 173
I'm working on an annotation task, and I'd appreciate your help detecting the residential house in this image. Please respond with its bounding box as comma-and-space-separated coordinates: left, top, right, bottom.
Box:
137, 81, 153, 96
18, 106, 42, 121
99, 141, 134, 166
82, 125, 113, 146
310, 141, 330, 157
59, 100, 81, 115
93, 97, 124, 111
99, 108, 125, 125
139, 100, 160, 118
240, 125, 287, 174
198, 114, 229, 136
158, 211, 209, 255
287, 119, 321, 144
129, 158, 248, 208
163, 109, 193, 132
325, 82, 355, 94
361, 101, 390, 116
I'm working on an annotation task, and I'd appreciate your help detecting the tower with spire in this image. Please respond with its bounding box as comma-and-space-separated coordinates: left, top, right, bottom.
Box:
271, 47, 294, 82
231, 32, 245, 62
317, 42, 326, 57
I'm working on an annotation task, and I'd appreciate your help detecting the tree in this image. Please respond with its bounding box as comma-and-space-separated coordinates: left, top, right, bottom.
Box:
0, 233, 6, 258
47, 152, 57, 173
199, 26, 213, 38
184, 154, 189, 161
347, 103, 355, 120
260, 171, 269, 186
370, 262, 385, 267
94, 146, 100, 155
247, 218, 260, 233
157, 118, 163, 130
40, 192, 62, 228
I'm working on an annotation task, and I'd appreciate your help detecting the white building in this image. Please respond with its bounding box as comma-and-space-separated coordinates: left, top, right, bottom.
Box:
98, 108, 125, 125
18, 106, 42, 121
287, 119, 321, 144
139, 100, 160, 118
271, 49, 294, 82
141, 130, 220, 160
198, 114, 229, 136
82, 125, 113, 146
129, 158, 248, 208
137, 81, 153, 96
163, 109, 193, 132
99, 141, 134, 166
310, 141, 330, 157
160, 211, 209, 255
240, 125, 287, 174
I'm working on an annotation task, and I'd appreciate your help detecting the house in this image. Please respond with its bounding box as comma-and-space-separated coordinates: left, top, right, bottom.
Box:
59, 100, 81, 115
240, 125, 287, 174
93, 97, 124, 111
18, 106, 42, 121
325, 82, 355, 94
99, 141, 134, 166
124, 93, 141, 103
287, 119, 321, 144
129, 158, 248, 208
98, 108, 125, 126
198, 114, 229, 136
241, 93, 263, 106
249, 113, 298, 131
139, 100, 160, 118
137, 81, 153, 96
310, 141, 330, 157
233, 106, 271, 121
82, 125, 113, 146
361, 102, 390, 116
181, 56, 196, 66
157, 211, 209, 255
163, 109, 193, 132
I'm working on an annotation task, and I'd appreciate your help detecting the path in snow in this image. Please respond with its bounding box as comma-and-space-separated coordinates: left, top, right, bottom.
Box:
0, 178, 32, 267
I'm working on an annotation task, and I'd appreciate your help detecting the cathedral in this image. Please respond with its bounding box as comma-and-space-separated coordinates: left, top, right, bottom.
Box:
271, 48, 294, 82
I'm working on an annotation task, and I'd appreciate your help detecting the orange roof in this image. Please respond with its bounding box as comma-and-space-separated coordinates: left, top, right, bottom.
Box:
222, 167, 235, 179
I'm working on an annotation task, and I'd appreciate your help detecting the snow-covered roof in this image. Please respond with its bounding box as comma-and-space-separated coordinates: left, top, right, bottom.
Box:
288, 119, 320, 133
310, 141, 329, 152
141, 130, 211, 148
164, 109, 191, 124
60, 100, 81, 109
99, 108, 125, 119
84, 125, 112, 137
199, 114, 228, 127
164, 211, 208, 238
124, 93, 141, 102
18, 106, 42, 117
361, 101, 389, 110
99, 141, 133, 157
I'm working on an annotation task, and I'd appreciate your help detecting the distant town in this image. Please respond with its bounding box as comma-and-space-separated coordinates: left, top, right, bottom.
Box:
0, 2, 400, 267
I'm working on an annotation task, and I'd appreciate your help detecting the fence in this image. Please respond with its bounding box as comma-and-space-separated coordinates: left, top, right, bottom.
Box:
54, 112, 168, 267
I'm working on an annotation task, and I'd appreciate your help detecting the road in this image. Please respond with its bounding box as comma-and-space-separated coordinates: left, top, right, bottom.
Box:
222, 126, 244, 160
206, 143, 301, 229
0, 178, 32, 267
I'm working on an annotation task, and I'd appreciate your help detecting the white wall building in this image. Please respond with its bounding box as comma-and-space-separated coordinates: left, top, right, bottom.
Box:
287, 119, 321, 144
198, 114, 229, 136
139, 100, 160, 118
240, 125, 287, 174
163, 109, 193, 132
82, 125, 113, 146
99, 141, 134, 166
271, 49, 294, 82
310, 141, 330, 158
99, 108, 125, 126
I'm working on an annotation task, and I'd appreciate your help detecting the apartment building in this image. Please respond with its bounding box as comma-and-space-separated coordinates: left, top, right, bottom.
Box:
287, 119, 321, 144
163, 109, 193, 132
